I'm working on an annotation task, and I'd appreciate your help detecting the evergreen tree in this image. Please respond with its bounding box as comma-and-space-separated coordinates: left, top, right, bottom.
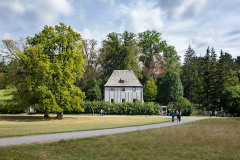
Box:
216, 50, 236, 106
202, 47, 211, 103
181, 45, 197, 101
209, 47, 218, 105
157, 70, 183, 105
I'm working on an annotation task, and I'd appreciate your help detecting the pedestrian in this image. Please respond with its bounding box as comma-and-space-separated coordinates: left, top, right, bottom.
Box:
167, 109, 170, 116
172, 111, 175, 122
214, 110, 217, 117
100, 109, 103, 116
209, 111, 212, 118
176, 110, 180, 122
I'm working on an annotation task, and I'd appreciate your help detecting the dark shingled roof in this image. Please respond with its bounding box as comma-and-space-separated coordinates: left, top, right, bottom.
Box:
104, 70, 142, 87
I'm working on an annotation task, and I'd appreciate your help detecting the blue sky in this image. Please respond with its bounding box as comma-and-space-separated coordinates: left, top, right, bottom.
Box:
0, 0, 239, 61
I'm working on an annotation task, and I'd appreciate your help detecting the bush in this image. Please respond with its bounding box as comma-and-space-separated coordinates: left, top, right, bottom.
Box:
167, 97, 194, 116
0, 100, 25, 114
222, 85, 240, 116
67, 101, 161, 115
175, 97, 194, 116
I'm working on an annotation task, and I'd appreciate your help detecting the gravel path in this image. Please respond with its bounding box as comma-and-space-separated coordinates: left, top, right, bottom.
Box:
0, 117, 208, 147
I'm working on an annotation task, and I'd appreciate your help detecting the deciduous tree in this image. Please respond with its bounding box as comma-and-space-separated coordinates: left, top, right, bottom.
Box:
15, 23, 85, 118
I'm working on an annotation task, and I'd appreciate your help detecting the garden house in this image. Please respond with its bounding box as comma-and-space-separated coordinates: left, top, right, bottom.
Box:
104, 70, 143, 103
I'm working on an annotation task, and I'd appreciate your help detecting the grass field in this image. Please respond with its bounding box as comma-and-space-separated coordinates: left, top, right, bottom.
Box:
0, 116, 170, 137
0, 118, 239, 160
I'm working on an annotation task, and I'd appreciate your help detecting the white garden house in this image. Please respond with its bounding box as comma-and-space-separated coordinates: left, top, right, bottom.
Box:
104, 70, 143, 103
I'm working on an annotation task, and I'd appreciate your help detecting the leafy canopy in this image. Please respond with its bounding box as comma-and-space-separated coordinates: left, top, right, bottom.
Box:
15, 23, 85, 113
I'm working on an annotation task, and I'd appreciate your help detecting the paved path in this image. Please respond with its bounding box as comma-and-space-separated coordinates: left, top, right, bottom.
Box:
0, 117, 208, 147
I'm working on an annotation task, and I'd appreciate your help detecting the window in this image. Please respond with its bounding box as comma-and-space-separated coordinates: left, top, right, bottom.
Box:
121, 87, 125, 91
133, 99, 137, 103
111, 99, 114, 103
132, 87, 136, 92
122, 99, 125, 103
119, 78, 125, 83
111, 87, 115, 91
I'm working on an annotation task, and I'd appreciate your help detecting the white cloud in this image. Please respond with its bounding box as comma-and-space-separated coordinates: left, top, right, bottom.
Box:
159, 0, 207, 20
119, 0, 163, 33
0, 0, 73, 25
81, 28, 108, 49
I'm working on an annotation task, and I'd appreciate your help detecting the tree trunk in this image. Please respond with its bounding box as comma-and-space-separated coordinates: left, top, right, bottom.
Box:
56, 112, 63, 119
44, 107, 49, 118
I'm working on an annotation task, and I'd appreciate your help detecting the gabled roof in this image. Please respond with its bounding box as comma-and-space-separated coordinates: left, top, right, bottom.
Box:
104, 70, 142, 87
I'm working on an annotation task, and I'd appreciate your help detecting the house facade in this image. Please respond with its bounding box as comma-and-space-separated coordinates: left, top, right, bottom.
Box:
104, 70, 143, 103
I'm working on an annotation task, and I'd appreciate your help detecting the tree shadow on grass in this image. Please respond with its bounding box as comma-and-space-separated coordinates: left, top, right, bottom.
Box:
0, 115, 68, 122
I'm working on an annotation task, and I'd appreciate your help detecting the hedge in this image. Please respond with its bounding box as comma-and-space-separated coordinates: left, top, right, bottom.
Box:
67, 101, 161, 115
0, 100, 25, 114
0, 100, 162, 115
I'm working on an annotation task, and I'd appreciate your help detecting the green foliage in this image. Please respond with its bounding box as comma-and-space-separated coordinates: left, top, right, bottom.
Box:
175, 97, 194, 116
181, 45, 198, 101
222, 85, 240, 116
68, 101, 161, 115
167, 97, 194, 116
138, 30, 168, 78
99, 31, 141, 78
143, 79, 157, 102
158, 70, 183, 105
87, 84, 102, 101
14, 23, 85, 114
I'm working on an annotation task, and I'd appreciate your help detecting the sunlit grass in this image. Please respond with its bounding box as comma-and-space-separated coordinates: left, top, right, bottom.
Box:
0, 116, 170, 137
0, 118, 239, 160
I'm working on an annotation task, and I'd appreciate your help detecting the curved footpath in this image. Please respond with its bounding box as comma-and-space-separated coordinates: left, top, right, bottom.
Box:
0, 117, 208, 147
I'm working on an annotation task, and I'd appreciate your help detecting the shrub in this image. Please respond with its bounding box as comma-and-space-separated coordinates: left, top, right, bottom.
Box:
68, 101, 161, 115
167, 97, 194, 116
0, 100, 25, 114
175, 97, 194, 116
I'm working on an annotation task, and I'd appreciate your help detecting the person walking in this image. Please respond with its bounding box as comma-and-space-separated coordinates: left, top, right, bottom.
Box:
214, 110, 217, 117
172, 111, 175, 122
167, 109, 170, 116
176, 110, 180, 122
209, 111, 212, 118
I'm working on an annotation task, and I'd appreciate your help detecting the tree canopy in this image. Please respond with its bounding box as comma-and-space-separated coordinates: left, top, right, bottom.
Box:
14, 23, 85, 118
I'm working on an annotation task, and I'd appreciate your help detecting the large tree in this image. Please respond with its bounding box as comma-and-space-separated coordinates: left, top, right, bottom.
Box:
157, 70, 183, 105
217, 50, 237, 107
181, 45, 197, 101
138, 30, 168, 79
98, 31, 141, 78
202, 47, 211, 103
15, 23, 85, 118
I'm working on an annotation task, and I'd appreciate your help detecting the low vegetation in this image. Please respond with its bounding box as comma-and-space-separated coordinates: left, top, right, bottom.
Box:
0, 116, 169, 137
79, 101, 162, 115
0, 118, 239, 160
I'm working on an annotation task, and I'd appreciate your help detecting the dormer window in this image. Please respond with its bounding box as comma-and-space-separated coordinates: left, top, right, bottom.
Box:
119, 78, 124, 83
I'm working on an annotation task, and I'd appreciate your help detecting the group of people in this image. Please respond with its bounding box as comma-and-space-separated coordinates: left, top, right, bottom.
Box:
209, 110, 218, 118
171, 110, 181, 122
92, 109, 105, 116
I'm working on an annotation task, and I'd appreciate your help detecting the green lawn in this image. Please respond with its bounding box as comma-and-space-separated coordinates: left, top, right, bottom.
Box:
0, 118, 239, 160
0, 116, 170, 137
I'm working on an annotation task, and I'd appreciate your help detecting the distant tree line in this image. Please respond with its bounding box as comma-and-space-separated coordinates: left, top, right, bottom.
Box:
0, 23, 240, 116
